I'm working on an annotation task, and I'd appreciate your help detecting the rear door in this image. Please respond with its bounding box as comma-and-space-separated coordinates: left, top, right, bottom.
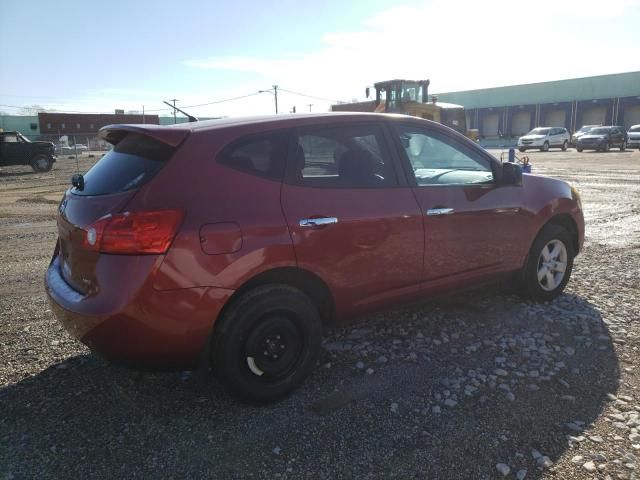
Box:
389, 123, 528, 283
280, 122, 424, 314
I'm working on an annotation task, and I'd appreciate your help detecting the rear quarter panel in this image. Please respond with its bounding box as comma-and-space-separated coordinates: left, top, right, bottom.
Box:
120, 126, 297, 291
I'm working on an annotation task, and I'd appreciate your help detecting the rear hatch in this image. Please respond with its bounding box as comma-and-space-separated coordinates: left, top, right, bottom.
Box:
57, 126, 188, 294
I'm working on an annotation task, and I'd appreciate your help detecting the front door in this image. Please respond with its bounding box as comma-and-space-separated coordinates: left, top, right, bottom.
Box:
281, 122, 424, 314
390, 123, 528, 284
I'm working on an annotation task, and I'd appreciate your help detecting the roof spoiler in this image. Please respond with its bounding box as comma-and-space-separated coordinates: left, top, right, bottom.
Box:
98, 124, 190, 147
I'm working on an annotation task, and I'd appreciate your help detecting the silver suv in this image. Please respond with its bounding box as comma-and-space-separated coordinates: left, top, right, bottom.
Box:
518, 127, 570, 152
627, 125, 640, 150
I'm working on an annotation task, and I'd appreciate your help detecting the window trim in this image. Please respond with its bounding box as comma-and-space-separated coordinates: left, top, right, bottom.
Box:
283, 122, 404, 189
389, 122, 500, 189
216, 129, 292, 182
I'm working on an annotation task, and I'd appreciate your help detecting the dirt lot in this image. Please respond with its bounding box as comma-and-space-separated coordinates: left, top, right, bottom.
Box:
1, 148, 639, 479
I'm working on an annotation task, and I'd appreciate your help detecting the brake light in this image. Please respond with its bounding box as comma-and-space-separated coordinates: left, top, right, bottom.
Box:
83, 209, 183, 254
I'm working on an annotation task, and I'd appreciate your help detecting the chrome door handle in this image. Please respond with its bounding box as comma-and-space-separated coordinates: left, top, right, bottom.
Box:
426, 208, 455, 216
299, 217, 338, 227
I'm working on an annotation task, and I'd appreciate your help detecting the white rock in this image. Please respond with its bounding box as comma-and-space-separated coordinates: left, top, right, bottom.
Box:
444, 399, 457, 408
355, 361, 365, 369
516, 469, 527, 480
537, 456, 553, 469
390, 402, 399, 413
432, 405, 441, 414
273, 446, 281, 455
496, 463, 511, 476
583, 461, 597, 472
571, 455, 584, 464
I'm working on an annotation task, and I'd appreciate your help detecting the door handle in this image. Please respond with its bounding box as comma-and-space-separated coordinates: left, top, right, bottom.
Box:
426, 208, 455, 216
299, 217, 338, 227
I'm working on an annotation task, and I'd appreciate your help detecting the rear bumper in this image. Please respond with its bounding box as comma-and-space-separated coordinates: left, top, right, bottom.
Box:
45, 254, 233, 369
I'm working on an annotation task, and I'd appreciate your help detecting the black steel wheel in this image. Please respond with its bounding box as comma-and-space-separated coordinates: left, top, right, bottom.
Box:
211, 284, 322, 402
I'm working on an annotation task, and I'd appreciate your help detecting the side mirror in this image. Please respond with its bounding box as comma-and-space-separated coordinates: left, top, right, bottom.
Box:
71, 173, 84, 191
501, 162, 522, 186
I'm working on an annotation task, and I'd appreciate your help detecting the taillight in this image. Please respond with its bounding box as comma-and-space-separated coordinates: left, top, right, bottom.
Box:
83, 209, 183, 254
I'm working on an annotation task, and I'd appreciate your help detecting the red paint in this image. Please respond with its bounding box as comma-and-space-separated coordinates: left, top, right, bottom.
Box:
45, 113, 585, 368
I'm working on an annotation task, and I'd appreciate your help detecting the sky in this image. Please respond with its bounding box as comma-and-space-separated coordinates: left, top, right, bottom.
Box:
1, 0, 639, 118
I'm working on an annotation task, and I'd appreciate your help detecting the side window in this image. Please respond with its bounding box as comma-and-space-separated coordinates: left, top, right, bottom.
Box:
4, 134, 18, 143
395, 126, 494, 186
293, 124, 397, 188
219, 132, 289, 180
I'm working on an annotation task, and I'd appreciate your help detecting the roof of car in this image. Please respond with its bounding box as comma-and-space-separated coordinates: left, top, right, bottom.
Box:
99, 112, 424, 146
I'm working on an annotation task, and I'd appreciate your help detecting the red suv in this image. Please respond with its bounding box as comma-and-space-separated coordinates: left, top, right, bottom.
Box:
45, 113, 584, 401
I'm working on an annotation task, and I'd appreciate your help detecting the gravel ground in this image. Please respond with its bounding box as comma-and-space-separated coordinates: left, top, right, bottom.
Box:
1, 148, 639, 479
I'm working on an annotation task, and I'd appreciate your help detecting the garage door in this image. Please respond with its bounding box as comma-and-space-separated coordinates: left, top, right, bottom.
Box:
544, 110, 566, 128
482, 113, 499, 137
511, 112, 531, 136
623, 105, 640, 129
580, 106, 606, 127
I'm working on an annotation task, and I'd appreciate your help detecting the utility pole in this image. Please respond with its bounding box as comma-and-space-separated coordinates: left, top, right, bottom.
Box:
259, 86, 279, 114
307, 103, 313, 112
273, 85, 279, 114
142, 105, 145, 124
170, 98, 178, 124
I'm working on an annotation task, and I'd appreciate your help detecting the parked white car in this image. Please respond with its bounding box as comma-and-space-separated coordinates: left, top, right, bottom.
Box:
627, 125, 640, 149
518, 127, 570, 152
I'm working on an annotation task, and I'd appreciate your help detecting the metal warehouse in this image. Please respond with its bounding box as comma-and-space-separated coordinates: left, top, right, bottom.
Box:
435, 71, 640, 144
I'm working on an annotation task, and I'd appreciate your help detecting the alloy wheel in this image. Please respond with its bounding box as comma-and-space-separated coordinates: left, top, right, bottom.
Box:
536, 239, 568, 291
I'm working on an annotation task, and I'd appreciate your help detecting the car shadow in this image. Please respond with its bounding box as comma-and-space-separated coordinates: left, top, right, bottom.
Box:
0, 291, 619, 478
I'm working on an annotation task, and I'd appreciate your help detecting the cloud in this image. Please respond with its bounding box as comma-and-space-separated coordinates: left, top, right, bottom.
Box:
181, 0, 640, 115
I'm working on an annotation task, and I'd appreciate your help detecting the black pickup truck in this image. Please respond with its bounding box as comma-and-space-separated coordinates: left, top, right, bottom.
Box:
0, 131, 56, 172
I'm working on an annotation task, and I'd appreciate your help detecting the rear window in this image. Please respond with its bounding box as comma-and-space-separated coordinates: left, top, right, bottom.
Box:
72, 133, 174, 196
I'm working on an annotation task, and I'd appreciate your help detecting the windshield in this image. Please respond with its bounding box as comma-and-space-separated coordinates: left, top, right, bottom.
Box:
629, 126, 640, 133
589, 127, 609, 135
17, 133, 31, 143
527, 128, 551, 135
400, 82, 423, 103
577, 126, 594, 134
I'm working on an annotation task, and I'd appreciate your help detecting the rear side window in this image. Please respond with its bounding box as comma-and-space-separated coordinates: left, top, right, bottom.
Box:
291, 124, 397, 188
73, 133, 174, 196
219, 132, 289, 180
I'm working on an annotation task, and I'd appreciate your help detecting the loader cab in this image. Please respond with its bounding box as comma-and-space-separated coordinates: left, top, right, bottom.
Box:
373, 79, 430, 113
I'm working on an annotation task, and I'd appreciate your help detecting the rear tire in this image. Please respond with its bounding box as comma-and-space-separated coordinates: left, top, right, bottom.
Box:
211, 284, 322, 402
521, 224, 574, 302
576, 146, 583, 152
30, 154, 53, 173
541, 141, 549, 152
561, 140, 568, 151
518, 147, 526, 153
620, 141, 626, 151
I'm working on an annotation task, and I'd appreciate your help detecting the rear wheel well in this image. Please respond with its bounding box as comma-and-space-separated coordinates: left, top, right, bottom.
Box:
223, 267, 336, 326
545, 214, 580, 255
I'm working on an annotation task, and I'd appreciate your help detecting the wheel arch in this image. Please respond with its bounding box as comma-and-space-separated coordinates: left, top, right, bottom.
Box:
545, 213, 580, 255
220, 266, 336, 326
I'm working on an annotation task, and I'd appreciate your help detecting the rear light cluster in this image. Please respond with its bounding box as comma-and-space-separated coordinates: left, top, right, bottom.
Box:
83, 209, 183, 254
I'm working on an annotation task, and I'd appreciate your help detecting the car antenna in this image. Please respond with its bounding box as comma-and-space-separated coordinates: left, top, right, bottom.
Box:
162, 101, 199, 123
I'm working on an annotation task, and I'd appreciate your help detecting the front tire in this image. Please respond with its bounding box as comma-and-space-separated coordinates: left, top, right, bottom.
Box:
541, 141, 549, 152
521, 224, 574, 302
211, 284, 322, 402
576, 146, 583, 152
518, 147, 526, 153
30, 154, 53, 172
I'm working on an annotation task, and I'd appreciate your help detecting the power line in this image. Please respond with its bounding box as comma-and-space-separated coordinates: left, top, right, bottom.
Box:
278, 88, 340, 104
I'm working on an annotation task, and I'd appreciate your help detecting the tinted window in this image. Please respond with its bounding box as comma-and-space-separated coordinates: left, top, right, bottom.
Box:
219, 132, 288, 180
395, 126, 493, 186
293, 124, 397, 188
73, 133, 174, 196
